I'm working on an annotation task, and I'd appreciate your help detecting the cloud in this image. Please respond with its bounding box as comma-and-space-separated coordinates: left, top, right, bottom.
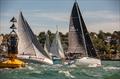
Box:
84, 10, 119, 19
30, 12, 70, 22
87, 21, 120, 33
82, 10, 120, 33
0, 10, 119, 34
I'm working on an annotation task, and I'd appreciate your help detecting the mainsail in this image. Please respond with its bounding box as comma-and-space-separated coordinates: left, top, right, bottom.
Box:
50, 31, 65, 59
17, 12, 51, 60
44, 32, 51, 58
68, 2, 97, 57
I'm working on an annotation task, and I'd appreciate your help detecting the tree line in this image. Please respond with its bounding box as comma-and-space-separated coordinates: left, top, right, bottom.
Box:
0, 30, 120, 60
37, 30, 120, 60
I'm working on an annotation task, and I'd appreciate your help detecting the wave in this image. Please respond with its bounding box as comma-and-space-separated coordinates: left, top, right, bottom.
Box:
58, 70, 75, 78
26, 65, 35, 70
103, 66, 120, 71
69, 64, 77, 68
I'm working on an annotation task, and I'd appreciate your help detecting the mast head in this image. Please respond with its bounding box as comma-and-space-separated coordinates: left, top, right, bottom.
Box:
74, 0, 78, 4
75, 0, 77, 2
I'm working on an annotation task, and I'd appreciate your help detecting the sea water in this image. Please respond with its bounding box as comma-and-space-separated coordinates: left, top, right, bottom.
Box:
0, 61, 120, 79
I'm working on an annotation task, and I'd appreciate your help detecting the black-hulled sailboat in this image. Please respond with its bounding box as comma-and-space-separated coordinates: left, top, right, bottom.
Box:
67, 1, 101, 67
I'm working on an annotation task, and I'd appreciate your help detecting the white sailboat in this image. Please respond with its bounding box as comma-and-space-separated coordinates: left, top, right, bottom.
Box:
67, 1, 101, 67
44, 32, 52, 59
50, 31, 65, 64
17, 12, 53, 64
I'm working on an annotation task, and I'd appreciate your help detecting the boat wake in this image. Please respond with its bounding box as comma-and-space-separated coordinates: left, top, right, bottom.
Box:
26, 65, 35, 70
103, 66, 120, 71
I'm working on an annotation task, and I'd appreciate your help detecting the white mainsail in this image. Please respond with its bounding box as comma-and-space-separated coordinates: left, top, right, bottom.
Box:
50, 31, 65, 59
44, 32, 51, 58
17, 12, 53, 64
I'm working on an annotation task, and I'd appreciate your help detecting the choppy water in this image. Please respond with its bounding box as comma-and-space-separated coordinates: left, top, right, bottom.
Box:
0, 61, 120, 79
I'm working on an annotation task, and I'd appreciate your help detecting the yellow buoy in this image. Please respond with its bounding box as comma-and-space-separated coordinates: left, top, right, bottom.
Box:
0, 17, 25, 69
0, 58, 25, 68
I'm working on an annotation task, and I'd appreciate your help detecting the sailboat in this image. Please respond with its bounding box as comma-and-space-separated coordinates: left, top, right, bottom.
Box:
17, 12, 53, 64
50, 30, 65, 64
44, 32, 52, 59
67, 1, 101, 67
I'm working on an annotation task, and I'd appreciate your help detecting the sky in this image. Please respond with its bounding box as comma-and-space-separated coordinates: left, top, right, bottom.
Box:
0, 0, 120, 35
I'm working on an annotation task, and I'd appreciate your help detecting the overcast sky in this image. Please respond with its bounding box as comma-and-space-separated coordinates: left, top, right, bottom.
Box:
0, 0, 120, 35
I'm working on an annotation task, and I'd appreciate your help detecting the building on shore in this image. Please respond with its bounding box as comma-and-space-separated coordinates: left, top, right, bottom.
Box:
0, 35, 3, 45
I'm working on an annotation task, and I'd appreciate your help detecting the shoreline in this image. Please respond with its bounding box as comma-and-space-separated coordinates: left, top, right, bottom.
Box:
101, 59, 120, 61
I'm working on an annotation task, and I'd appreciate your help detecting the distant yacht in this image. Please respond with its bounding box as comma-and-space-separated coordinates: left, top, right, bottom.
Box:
17, 12, 53, 64
44, 32, 52, 59
50, 30, 66, 64
67, 1, 101, 67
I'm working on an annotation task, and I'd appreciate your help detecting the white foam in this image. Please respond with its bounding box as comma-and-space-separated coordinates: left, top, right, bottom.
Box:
33, 71, 42, 74
88, 64, 100, 67
69, 64, 77, 68
103, 66, 120, 71
59, 70, 75, 78
27, 66, 34, 70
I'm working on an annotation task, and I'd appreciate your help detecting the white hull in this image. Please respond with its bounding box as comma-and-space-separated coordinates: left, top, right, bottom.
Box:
17, 55, 53, 65
75, 57, 101, 67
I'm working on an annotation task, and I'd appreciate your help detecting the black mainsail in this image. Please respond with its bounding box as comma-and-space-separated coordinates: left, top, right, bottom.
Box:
68, 2, 97, 57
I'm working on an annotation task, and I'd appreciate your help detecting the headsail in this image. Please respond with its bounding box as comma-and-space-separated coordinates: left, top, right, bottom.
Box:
50, 31, 65, 59
17, 12, 51, 59
68, 2, 97, 57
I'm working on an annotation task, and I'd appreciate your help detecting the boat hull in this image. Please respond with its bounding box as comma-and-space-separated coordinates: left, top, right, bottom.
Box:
17, 55, 53, 65
75, 57, 101, 67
